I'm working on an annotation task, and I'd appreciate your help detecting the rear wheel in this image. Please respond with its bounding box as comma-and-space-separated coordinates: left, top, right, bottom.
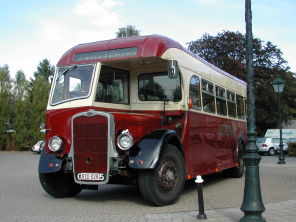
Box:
39, 170, 82, 198
138, 144, 185, 206
268, 148, 275, 156
225, 143, 245, 178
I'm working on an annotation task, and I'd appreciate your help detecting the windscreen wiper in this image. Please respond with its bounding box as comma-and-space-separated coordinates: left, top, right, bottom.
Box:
57, 65, 78, 81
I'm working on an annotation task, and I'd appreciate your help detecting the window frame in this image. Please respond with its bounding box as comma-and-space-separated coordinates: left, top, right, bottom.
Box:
138, 71, 182, 102
189, 75, 201, 110
50, 64, 96, 106
95, 65, 130, 105
236, 94, 245, 119
215, 85, 227, 116
201, 79, 216, 114
227, 90, 237, 118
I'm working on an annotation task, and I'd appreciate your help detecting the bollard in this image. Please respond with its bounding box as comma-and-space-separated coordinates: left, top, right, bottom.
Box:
195, 175, 207, 220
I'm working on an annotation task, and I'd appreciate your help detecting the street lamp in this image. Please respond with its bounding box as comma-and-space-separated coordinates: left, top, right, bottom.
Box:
240, 0, 266, 221
272, 75, 286, 164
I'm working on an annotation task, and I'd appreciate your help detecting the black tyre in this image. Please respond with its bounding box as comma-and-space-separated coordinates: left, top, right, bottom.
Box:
138, 144, 185, 206
226, 143, 245, 178
268, 148, 275, 156
39, 170, 82, 198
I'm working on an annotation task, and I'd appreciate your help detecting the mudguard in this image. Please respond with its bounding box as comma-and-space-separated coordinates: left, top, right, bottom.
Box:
238, 135, 246, 153
38, 149, 63, 173
128, 129, 181, 169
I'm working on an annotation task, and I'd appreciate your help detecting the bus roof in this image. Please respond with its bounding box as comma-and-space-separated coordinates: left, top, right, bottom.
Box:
57, 34, 246, 86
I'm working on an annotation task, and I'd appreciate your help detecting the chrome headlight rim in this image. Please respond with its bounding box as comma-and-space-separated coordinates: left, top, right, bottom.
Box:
117, 130, 133, 151
48, 136, 63, 152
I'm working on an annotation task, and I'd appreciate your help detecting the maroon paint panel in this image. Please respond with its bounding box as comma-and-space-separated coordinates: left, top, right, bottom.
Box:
45, 106, 246, 179
185, 110, 246, 177
46, 107, 93, 155
45, 107, 170, 155
56, 35, 246, 85
57, 35, 184, 67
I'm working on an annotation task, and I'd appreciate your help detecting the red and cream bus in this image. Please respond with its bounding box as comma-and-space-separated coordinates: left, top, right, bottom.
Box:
39, 35, 247, 206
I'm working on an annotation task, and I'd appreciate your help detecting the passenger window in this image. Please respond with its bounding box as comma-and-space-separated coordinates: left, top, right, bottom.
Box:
202, 79, 215, 113
189, 75, 201, 110
236, 94, 245, 119
216, 86, 227, 116
138, 72, 181, 101
227, 90, 236, 117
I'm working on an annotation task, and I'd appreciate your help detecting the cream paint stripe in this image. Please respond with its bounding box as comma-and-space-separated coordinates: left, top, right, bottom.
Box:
188, 108, 247, 122
161, 48, 246, 97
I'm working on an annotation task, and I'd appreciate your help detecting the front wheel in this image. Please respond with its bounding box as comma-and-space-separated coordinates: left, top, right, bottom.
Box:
138, 144, 185, 206
39, 170, 82, 198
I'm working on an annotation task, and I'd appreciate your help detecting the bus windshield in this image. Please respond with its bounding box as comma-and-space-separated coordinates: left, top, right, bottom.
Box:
51, 64, 94, 105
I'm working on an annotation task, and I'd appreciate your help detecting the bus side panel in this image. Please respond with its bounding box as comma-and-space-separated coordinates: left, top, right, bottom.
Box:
187, 111, 217, 176
186, 111, 245, 176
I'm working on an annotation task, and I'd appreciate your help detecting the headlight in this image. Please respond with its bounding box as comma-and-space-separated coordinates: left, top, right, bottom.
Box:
117, 130, 133, 150
48, 136, 63, 152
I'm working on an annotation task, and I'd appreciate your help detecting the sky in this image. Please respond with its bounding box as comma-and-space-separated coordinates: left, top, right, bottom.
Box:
0, 0, 295, 79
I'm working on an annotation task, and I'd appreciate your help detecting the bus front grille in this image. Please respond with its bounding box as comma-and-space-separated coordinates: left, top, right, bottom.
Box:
72, 113, 109, 184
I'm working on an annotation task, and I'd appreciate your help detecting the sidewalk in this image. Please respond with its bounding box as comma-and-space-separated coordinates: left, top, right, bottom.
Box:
144, 156, 296, 222
144, 199, 296, 222
0, 152, 295, 222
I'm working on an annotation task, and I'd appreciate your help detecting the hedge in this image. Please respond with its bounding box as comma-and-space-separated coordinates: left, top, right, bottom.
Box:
288, 142, 296, 156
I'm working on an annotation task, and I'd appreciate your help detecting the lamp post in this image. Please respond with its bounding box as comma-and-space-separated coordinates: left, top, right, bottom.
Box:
240, 0, 266, 221
272, 75, 286, 164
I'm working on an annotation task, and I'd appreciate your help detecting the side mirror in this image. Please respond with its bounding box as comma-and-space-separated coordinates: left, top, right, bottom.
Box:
48, 75, 54, 84
167, 60, 179, 79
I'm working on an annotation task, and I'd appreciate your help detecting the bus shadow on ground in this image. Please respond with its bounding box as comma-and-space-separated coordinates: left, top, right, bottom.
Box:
74, 173, 229, 206
75, 184, 146, 205
183, 172, 230, 195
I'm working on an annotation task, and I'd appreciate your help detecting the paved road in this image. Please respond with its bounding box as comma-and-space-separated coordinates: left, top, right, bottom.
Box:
0, 152, 296, 221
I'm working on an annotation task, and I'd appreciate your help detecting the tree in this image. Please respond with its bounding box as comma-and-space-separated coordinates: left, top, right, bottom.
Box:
29, 59, 55, 144
187, 31, 296, 135
115, 25, 140, 38
12, 70, 31, 150
34, 58, 55, 80
0, 65, 12, 149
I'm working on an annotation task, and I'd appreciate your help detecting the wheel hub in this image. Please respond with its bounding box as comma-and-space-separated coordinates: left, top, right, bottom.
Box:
157, 161, 177, 191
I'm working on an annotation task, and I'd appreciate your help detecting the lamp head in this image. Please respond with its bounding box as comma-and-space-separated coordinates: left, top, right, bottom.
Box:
272, 75, 285, 93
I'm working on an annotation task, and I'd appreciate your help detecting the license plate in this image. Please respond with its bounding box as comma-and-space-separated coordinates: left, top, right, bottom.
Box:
77, 173, 105, 181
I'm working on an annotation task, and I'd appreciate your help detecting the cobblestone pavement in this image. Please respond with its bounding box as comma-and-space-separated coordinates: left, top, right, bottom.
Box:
0, 152, 295, 221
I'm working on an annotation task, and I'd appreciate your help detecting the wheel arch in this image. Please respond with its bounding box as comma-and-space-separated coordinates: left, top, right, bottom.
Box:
38, 148, 63, 173
166, 134, 183, 155
238, 135, 246, 154
128, 129, 183, 169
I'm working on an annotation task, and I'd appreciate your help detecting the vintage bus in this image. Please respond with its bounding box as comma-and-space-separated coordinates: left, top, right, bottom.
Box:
39, 35, 247, 206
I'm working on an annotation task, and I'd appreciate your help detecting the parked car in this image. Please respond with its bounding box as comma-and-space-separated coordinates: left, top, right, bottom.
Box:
31, 140, 45, 154
256, 137, 288, 156
274, 138, 289, 154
